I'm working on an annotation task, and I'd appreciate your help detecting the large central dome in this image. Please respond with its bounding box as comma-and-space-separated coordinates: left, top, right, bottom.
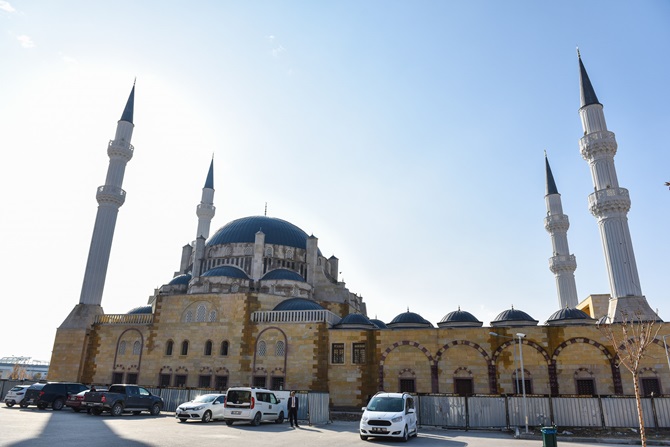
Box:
207, 216, 312, 249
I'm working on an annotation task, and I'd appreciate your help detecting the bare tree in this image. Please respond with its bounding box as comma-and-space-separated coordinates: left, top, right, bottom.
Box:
598, 311, 662, 447
10, 364, 28, 380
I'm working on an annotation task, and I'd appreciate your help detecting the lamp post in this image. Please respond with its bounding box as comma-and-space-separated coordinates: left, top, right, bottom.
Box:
662, 335, 670, 373
489, 332, 519, 395
516, 332, 528, 434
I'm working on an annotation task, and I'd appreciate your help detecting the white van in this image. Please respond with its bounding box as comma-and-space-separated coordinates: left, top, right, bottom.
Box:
223, 387, 287, 426
360, 392, 418, 441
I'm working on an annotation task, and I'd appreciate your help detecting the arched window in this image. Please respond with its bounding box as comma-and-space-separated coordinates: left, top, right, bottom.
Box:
286, 249, 294, 260
196, 304, 206, 322
181, 340, 189, 356
209, 310, 217, 322
275, 341, 285, 357
119, 341, 126, 355
220, 340, 229, 356
257, 340, 267, 357
165, 340, 174, 356
133, 341, 141, 355
185, 310, 193, 323
265, 246, 273, 257
205, 340, 213, 356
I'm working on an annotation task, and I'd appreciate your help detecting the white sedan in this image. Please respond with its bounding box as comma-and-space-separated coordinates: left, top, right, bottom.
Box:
4, 385, 30, 407
175, 394, 226, 423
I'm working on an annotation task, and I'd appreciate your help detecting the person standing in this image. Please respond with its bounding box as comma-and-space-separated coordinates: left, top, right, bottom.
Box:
288, 391, 299, 428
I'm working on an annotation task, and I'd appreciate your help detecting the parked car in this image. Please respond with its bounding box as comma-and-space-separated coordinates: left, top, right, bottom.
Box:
19, 383, 46, 408
223, 387, 286, 426
175, 393, 226, 423
23, 382, 89, 410
82, 384, 163, 416
359, 392, 418, 442
66, 387, 108, 413
4, 385, 30, 407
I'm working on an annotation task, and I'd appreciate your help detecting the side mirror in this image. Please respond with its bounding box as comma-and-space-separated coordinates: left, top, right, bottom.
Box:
361, 407, 367, 411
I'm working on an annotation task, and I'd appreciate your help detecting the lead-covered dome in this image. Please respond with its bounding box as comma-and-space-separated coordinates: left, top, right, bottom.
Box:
546, 307, 595, 326
168, 273, 192, 285
491, 307, 538, 327
387, 311, 433, 329
333, 313, 376, 329
127, 306, 152, 314
437, 308, 483, 328
207, 216, 314, 250
201, 266, 249, 279
273, 298, 324, 311
262, 269, 305, 282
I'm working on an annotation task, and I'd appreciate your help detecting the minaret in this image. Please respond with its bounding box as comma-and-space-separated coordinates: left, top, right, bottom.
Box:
544, 153, 579, 308
192, 160, 215, 277
79, 83, 136, 305
49, 83, 136, 381
577, 52, 657, 321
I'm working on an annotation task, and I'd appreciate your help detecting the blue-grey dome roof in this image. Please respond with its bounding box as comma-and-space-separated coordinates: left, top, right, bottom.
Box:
370, 319, 388, 329
168, 273, 192, 285
438, 309, 483, 328
334, 313, 375, 328
207, 216, 317, 252
273, 298, 324, 311
127, 306, 152, 314
546, 307, 593, 322
262, 269, 305, 282
491, 307, 538, 326
201, 266, 249, 279
387, 311, 433, 328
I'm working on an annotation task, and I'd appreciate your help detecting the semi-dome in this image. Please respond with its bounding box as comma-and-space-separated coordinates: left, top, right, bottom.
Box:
546, 307, 595, 326
201, 266, 250, 279
262, 269, 305, 282
387, 311, 433, 329
370, 318, 388, 329
127, 306, 152, 314
273, 297, 324, 311
168, 273, 192, 285
334, 313, 376, 329
207, 216, 317, 251
490, 307, 538, 327
437, 308, 483, 328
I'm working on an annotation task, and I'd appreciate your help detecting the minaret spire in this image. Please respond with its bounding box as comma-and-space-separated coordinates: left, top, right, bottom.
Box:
577, 54, 658, 322
192, 159, 216, 277
544, 153, 579, 309
78, 83, 136, 306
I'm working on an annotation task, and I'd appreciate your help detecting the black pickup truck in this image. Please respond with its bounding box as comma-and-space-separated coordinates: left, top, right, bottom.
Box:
82, 384, 163, 416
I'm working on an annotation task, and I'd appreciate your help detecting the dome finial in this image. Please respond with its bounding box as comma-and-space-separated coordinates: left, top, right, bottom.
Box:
576, 46, 581, 59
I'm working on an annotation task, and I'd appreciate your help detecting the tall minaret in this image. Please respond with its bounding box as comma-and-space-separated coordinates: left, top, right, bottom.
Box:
50, 83, 136, 382
79, 83, 136, 305
544, 153, 579, 308
577, 52, 657, 322
192, 160, 215, 277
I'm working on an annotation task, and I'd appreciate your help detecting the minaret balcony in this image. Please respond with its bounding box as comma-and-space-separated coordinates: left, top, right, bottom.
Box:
588, 187, 630, 216
108, 140, 134, 161
579, 130, 617, 160
197, 203, 216, 219
549, 254, 576, 273
544, 214, 569, 232
96, 185, 126, 206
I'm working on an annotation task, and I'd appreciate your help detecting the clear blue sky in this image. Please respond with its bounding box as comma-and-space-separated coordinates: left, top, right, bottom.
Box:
1, 1, 669, 362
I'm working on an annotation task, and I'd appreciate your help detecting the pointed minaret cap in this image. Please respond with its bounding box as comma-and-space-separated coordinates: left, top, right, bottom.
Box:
545, 151, 559, 195
120, 80, 135, 123
204, 158, 214, 189
577, 49, 600, 108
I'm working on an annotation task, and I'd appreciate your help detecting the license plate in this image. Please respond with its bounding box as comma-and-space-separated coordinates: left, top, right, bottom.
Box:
232, 411, 241, 415
371, 428, 386, 433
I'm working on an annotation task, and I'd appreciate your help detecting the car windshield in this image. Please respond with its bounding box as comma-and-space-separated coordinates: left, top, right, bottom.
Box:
193, 394, 217, 403
10, 386, 27, 392
367, 397, 404, 412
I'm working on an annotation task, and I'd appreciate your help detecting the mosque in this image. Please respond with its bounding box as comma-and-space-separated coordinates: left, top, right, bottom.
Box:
49, 55, 667, 407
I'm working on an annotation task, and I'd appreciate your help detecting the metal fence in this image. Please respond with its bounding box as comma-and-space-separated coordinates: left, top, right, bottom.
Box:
414, 395, 670, 429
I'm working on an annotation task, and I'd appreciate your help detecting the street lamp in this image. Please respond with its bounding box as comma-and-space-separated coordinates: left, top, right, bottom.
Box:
662, 335, 670, 373
489, 332, 520, 395
516, 333, 528, 434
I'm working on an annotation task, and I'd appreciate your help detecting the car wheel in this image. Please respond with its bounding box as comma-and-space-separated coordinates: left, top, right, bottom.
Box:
360, 434, 368, 441
132, 411, 141, 415
19, 402, 28, 408
150, 403, 161, 416
111, 403, 124, 417
275, 411, 284, 424
201, 410, 212, 423
179, 418, 187, 423
5, 401, 14, 408
402, 426, 409, 442
91, 408, 102, 416
225, 419, 234, 426
251, 412, 262, 426
72, 408, 81, 413
37, 404, 46, 410
52, 398, 65, 411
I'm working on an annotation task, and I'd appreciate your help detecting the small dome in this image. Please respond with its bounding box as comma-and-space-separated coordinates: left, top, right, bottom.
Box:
127, 306, 152, 314
262, 269, 305, 282
370, 319, 388, 329
491, 307, 538, 327
273, 298, 324, 311
201, 266, 249, 279
387, 311, 433, 329
168, 273, 192, 285
334, 313, 376, 329
546, 307, 595, 326
438, 308, 483, 328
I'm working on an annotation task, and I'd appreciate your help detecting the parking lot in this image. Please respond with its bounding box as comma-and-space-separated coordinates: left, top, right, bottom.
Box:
0, 406, 623, 447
